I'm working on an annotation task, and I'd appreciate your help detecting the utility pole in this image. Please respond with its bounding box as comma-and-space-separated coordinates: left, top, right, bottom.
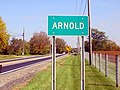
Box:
77, 36, 80, 55
22, 28, 25, 55
88, 0, 92, 65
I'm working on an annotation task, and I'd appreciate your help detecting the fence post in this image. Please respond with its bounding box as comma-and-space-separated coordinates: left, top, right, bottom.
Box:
95, 53, 96, 68
105, 54, 108, 77
99, 53, 101, 72
116, 55, 119, 87
92, 53, 94, 66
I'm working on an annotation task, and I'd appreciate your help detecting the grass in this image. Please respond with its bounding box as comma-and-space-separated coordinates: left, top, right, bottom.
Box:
0, 55, 21, 60
56, 55, 80, 90
93, 57, 116, 83
85, 62, 120, 90
16, 55, 120, 90
0, 54, 46, 60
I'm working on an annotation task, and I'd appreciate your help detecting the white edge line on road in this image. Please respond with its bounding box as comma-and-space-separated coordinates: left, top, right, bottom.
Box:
1, 64, 34, 75
1, 59, 50, 75
1, 54, 64, 75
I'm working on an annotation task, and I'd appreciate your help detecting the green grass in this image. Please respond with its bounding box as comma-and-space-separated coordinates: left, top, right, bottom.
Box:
18, 55, 120, 90
0, 55, 46, 60
0, 55, 21, 60
85, 61, 120, 90
56, 55, 80, 90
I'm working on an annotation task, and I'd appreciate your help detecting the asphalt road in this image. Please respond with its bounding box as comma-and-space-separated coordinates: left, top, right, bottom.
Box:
0, 54, 65, 74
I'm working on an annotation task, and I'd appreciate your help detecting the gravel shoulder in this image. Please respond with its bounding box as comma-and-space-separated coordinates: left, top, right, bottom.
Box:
0, 55, 66, 90
0, 59, 51, 90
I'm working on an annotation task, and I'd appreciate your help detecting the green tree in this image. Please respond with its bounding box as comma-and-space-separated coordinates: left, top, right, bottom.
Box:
0, 17, 10, 54
29, 31, 50, 55
24, 42, 30, 55
56, 38, 66, 53
91, 28, 108, 51
85, 28, 120, 51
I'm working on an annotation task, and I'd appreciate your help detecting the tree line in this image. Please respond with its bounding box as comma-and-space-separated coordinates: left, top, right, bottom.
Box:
0, 17, 120, 55
0, 17, 66, 55
85, 28, 120, 51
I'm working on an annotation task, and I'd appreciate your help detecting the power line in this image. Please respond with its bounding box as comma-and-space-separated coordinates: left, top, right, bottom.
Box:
75, 0, 87, 15
79, 0, 84, 15
82, 0, 87, 15
8, 31, 22, 36
10, 35, 22, 37
79, 0, 92, 65
75, 0, 78, 15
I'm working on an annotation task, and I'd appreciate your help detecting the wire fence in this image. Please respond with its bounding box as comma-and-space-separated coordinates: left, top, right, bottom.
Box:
85, 52, 120, 87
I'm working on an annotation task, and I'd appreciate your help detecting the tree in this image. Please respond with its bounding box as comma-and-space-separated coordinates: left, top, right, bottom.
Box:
24, 42, 30, 55
85, 28, 120, 51
29, 31, 50, 55
85, 28, 108, 51
56, 38, 66, 53
104, 40, 120, 51
0, 17, 10, 54
9, 38, 23, 55
91, 28, 108, 51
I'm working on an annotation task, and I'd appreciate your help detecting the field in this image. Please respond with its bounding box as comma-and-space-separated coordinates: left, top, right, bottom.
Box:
13, 55, 120, 90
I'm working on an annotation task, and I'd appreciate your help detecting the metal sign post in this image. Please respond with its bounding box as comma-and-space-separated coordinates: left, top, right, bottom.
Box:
81, 36, 85, 90
52, 36, 56, 90
48, 16, 88, 90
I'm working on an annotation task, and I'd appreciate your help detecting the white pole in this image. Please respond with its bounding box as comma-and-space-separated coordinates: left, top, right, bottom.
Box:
52, 36, 56, 90
81, 36, 85, 90
105, 54, 108, 77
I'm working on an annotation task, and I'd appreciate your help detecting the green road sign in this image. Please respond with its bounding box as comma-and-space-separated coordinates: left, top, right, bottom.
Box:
48, 16, 88, 36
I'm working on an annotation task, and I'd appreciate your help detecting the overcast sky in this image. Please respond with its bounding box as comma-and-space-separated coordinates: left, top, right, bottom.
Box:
0, 0, 120, 48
